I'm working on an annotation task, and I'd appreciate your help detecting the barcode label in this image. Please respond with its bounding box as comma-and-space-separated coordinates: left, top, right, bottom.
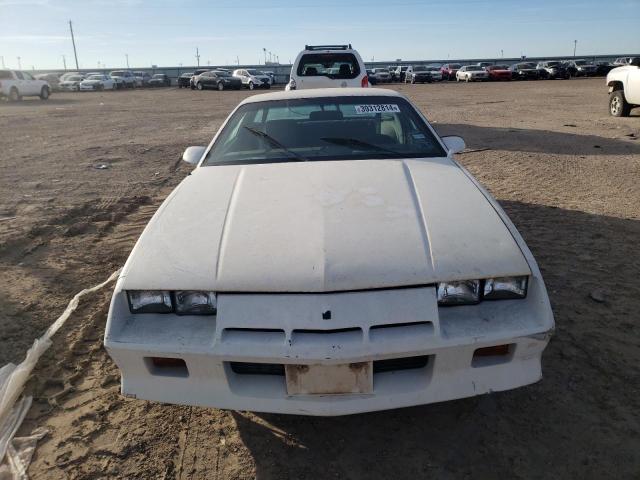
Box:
354, 104, 401, 114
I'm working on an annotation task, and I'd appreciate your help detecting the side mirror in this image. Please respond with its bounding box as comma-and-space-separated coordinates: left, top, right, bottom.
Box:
441, 136, 466, 155
182, 146, 206, 165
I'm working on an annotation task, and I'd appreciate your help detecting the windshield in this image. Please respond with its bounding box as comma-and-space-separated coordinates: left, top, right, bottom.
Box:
450, 64, 462, 68
246, 69, 262, 75
547, 62, 560, 67
110, 71, 125, 76
203, 96, 445, 166
414, 66, 428, 72
68, 76, 83, 81
297, 53, 360, 79
215, 71, 231, 77
152, 74, 164, 78
181, 73, 194, 77
574, 60, 588, 65
466, 66, 483, 71
87, 75, 103, 80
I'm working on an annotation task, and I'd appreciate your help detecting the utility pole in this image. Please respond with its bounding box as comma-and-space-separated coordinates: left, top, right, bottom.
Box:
69, 20, 79, 70
573, 40, 577, 58
125, 53, 129, 68
17, 56, 21, 69
195, 47, 200, 67
236, 55, 239, 66
62, 54, 67, 70
0, 56, 4, 68
263, 48, 267, 64
501, 49, 504, 58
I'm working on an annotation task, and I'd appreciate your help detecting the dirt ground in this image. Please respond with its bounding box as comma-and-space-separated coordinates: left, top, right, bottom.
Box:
1, 79, 639, 479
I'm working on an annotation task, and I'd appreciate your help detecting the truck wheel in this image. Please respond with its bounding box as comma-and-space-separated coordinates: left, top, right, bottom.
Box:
217, 82, 224, 91
9, 87, 21, 102
40, 86, 50, 100
609, 90, 631, 117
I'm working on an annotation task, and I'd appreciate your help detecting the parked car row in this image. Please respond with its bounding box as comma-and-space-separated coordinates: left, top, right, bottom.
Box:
32, 70, 173, 92
383, 58, 636, 83
178, 68, 274, 91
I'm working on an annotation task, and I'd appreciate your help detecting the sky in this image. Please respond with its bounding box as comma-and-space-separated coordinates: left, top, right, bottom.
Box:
1, 0, 639, 70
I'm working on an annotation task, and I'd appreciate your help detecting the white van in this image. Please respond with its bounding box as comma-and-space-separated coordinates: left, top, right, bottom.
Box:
286, 44, 369, 90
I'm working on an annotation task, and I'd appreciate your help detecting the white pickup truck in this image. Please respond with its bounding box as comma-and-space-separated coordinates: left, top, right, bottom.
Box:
606, 59, 640, 117
0, 69, 51, 101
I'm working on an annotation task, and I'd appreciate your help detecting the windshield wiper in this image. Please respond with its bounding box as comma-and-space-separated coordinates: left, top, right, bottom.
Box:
320, 137, 405, 158
243, 126, 309, 162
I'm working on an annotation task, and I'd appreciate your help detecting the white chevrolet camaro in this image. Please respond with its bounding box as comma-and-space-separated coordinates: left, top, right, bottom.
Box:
105, 88, 554, 416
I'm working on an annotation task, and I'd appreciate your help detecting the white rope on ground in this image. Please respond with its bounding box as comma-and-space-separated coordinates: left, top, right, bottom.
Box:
0, 268, 121, 480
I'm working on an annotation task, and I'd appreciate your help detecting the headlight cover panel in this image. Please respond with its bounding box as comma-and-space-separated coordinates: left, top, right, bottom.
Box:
174, 291, 217, 315
127, 290, 173, 314
437, 280, 481, 306
483, 276, 528, 300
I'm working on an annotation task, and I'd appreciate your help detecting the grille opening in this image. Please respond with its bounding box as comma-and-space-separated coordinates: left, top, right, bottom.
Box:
293, 327, 361, 335
229, 356, 431, 377
230, 362, 285, 376
472, 344, 515, 368
370, 321, 430, 331
291, 327, 363, 346
369, 321, 434, 343
373, 355, 430, 374
144, 357, 189, 378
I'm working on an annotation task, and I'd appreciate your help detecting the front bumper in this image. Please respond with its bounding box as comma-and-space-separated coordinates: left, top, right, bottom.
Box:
80, 84, 100, 90
105, 278, 554, 416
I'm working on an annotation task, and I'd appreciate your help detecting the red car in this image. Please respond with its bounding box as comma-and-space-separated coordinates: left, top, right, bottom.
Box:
485, 65, 512, 81
440, 63, 462, 81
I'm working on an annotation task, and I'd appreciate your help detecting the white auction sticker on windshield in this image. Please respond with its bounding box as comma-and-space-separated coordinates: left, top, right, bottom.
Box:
354, 104, 401, 114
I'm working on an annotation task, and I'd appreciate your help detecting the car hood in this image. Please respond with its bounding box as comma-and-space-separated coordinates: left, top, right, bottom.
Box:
121, 158, 530, 292
81, 80, 102, 84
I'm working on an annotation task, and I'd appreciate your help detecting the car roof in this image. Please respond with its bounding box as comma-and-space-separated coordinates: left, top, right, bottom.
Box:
239, 87, 404, 105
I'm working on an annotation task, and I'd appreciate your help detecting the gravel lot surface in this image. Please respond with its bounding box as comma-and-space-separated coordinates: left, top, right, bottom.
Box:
1, 79, 639, 479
